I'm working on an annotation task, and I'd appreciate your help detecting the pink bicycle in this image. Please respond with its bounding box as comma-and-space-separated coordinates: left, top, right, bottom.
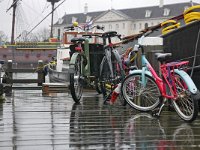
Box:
121, 31, 199, 122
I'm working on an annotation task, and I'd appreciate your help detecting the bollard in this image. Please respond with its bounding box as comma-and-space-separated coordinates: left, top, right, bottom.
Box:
5, 60, 12, 96
38, 60, 45, 86
0, 83, 3, 96
7, 60, 13, 84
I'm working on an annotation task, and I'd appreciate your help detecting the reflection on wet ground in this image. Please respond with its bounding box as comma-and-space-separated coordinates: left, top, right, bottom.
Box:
0, 90, 200, 150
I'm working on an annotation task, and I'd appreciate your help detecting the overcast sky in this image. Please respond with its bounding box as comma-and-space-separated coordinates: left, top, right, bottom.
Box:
0, 0, 199, 40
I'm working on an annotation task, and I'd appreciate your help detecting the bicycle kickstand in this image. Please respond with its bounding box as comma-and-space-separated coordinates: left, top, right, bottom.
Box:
152, 97, 167, 117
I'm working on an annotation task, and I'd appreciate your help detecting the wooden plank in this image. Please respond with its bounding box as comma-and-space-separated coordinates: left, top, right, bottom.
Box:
12, 86, 42, 90
12, 79, 40, 83
42, 83, 69, 93
8, 68, 37, 73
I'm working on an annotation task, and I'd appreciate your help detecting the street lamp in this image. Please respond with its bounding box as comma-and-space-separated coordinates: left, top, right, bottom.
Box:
47, 0, 60, 38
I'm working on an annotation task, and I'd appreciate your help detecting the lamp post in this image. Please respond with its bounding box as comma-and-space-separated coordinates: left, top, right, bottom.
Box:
47, 0, 60, 38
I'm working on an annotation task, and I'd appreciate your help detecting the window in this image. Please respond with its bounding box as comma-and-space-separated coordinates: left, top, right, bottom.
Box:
144, 23, 148, 29
58, 18, 63, 24
71, 17, 77, 23
123, 23, 125, 29
139, 23, 142, 29
132, 24, 136, 30
184, 6, 189, 11
58, 29, 60, 40
145, 10, 152, 18
163, 8, 170, 16
25, 54, 29, 58
86, 15, 92, 23
48, 54, 52, 57
134, 24, 136, 30
116, 24, 119, 30
36, 54, 41, 58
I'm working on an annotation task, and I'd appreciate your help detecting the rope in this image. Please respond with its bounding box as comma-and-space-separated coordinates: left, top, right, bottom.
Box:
161, 20, 180, 35
184, 5, 200, 24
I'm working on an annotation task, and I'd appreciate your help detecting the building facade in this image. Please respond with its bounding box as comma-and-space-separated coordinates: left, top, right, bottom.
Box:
53, 2, 193, 40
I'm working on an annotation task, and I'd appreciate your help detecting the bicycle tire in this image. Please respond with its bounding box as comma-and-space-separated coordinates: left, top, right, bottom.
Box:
121, 73, 161, 111
172, 73, 199, 122
100, 55, 123, 100
69, 54, 83, 103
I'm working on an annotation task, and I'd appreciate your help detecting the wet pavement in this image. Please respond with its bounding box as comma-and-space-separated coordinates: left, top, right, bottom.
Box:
0, 89, 200, 150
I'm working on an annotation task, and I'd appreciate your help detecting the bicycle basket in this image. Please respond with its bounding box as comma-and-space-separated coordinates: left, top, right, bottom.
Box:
89, 44, 104, 77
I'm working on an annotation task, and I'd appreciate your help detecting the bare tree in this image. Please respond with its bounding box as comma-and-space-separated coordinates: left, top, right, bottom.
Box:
37, 28, 50, 42
17, 30, 29, 42
0, 31, 8, 44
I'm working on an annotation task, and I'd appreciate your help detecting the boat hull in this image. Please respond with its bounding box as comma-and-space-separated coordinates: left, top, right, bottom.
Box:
48, 66, 69, 83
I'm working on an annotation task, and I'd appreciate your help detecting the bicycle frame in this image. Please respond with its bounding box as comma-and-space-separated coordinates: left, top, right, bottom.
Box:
100, 46, 125, 80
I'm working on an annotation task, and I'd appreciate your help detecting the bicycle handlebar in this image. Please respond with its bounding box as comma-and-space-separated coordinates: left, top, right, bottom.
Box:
82, 34, 102, 38
96, 25, 104, 30
64, 23, 104, 32
76, 24, 104, 32
102, 31, 121, 40
64, 26, 75, 31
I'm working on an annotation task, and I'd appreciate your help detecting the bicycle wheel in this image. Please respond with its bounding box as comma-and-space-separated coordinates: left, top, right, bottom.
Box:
100, 56, 122, 100
172, 73, 199, 122
121, 73, 161, 111
69, 54, 83, 103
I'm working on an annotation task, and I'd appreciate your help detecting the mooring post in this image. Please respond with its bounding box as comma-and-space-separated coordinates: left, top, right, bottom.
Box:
0, 63, 2, 96
7, 60, 13, 84
38, 60, 45, 86
5, 60, 13, 96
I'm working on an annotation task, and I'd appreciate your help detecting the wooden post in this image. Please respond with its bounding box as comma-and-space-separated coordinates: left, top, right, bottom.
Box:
0, 84, 3, 96
7, 60, 13, 84
38, 60, 45, 86
5, 60, 13, 96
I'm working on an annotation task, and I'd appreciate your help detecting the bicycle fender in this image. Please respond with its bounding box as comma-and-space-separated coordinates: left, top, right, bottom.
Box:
129, 69, 152, 77
174, 69, 197, 94
69, 52, 79, 74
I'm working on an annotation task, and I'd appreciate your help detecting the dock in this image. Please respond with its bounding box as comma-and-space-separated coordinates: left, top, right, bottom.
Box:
0, 89, 200, 150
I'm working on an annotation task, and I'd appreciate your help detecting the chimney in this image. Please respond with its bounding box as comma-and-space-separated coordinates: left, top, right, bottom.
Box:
159, 0, 164, 8
84, 3, 88, 14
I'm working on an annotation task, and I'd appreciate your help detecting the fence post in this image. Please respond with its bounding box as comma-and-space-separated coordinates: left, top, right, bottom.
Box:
38, 60, 45, 86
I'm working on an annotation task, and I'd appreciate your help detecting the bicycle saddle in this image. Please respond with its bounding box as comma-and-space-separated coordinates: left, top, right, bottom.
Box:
155, 53, 172, 62
0, 60, 4, 64
71, 37, 85, 43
